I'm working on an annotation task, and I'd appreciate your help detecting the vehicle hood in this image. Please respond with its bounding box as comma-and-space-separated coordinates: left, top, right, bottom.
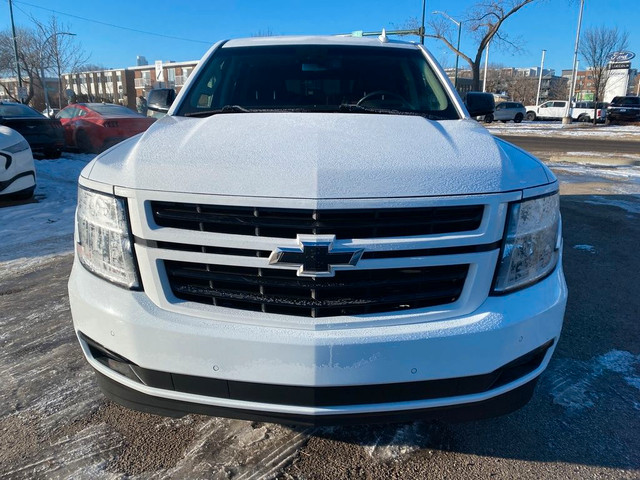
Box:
85, 113, 551, 199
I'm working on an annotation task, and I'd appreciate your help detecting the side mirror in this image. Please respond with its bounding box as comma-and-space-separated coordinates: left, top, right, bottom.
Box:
464, 92, 495, 117
146, 88, 176, 115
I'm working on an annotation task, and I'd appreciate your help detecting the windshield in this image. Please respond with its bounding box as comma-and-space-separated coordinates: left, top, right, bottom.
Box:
611, 97, 640, 106
176, 45, 459, 119
88, 104, 142, 116
0, 103, 44, 118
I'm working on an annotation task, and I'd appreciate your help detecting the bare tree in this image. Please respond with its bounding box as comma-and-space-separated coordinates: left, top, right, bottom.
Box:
425, 0, 537, 91
0, 26, 41, 104
31, 15, 89, 109
0, 16, 87, 108
579, 26, 628, 124
72, 63, 106, 72
508, 76, 538, 105
483, 64, 513, 95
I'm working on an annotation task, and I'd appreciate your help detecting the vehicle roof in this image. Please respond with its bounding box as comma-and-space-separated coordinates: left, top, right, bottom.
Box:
75, 103, 119, 107
222, 35, 419, 50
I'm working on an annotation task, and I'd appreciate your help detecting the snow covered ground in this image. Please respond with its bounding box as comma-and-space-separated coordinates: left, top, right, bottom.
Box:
486, 121, 640, 139
0, 153, 95, 275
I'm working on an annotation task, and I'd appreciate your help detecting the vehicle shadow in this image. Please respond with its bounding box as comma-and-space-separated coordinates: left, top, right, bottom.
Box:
0, 196, 39, 209
289, 194, 640, 471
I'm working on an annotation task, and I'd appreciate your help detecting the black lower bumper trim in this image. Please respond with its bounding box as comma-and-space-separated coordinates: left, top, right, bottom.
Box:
79, 331, 553, 409
94, 369, 540, 426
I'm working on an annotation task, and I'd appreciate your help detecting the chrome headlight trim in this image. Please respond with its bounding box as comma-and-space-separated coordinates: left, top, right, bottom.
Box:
76, 186, 141, 289
492, 191, 561, 294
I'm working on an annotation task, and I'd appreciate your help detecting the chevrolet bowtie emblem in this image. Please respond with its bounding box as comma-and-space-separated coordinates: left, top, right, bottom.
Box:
268, 235, 363, 277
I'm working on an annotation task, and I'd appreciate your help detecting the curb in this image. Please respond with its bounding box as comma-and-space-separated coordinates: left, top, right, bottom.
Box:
549, 155, 640, 167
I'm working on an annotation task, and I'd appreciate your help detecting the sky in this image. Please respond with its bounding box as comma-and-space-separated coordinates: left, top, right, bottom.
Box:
2, 0, 639, 75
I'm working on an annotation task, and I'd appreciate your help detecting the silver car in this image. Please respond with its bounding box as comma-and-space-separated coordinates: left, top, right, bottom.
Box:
484, 101, 526, 123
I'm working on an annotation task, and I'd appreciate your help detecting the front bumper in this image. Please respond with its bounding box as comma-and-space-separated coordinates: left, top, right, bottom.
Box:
69, 257, 567, 424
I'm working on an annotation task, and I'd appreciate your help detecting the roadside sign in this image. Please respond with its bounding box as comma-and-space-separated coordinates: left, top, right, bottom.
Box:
17, 86, 27, 101
609, 61, 631, 70
155, 60, 164, 82
609, 51, 635, 63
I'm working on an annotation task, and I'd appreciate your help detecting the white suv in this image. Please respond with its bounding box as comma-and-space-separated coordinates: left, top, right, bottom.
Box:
483, 101, 525, 123
68, 36, 567, 425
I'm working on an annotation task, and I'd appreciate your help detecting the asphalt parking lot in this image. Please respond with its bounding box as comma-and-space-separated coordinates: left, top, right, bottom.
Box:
1, 137, 639, 479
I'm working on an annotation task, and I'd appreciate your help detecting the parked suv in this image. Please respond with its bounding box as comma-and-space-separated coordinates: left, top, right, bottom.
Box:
68, 36, 567, 425
484, 101, 525, 123
607, 96, 640, 122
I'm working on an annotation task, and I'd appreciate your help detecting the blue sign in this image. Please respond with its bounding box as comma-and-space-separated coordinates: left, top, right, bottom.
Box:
609, 51, 635, 62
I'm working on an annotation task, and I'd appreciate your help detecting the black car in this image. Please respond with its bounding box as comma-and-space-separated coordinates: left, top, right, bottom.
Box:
607, 96, 640, 123
0, 102, 64, 158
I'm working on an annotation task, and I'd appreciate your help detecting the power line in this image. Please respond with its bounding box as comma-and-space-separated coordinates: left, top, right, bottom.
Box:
12, 0, 213, 45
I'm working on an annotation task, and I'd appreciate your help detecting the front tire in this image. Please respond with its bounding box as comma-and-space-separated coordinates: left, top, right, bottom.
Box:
525, 112, 536, 121
6, 185, 35, 201
514, 113, 524, 123
483, 114, 494, 123
43, 149, 62, 159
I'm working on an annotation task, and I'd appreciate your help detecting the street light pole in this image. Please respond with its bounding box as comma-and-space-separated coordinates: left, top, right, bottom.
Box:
454, 21, 462, 90
420, 0, 426, 45
40, 32, 75, 115
535, 49, 546, 106
483, 41, 490, 92
432, 11, 462, 90
563, 0, 584, 124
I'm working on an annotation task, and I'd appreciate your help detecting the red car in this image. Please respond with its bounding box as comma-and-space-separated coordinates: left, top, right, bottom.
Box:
57, 103, 155, 153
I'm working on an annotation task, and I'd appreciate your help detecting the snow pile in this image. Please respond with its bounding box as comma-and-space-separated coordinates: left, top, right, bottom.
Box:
486, 121, 640, 139
0, 153, 94, 269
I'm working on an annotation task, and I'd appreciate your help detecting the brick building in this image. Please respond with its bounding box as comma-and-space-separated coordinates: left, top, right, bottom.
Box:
0, 76, 62, 110
62, 60, 198, 111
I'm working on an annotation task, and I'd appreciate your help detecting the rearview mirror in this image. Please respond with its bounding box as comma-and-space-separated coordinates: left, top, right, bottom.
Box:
464, 92, 495, 117
146, 88, 176, 117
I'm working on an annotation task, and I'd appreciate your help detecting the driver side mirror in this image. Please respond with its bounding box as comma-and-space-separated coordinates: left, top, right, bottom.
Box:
464, 92, 495, 117
147, 88, 176, 116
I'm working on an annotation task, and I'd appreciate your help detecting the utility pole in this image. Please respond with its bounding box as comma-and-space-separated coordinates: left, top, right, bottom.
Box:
8, 0, 24, 101
563, 0, 585, 124
535, 49, 546, 106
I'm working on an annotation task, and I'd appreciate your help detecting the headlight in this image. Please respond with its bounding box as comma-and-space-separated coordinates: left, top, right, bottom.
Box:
493, 192, 561, 293
76, 186, 140, 289
4, 139, 30, 154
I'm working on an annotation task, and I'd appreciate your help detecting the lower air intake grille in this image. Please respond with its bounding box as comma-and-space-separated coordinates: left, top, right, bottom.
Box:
164, 261, 469, 317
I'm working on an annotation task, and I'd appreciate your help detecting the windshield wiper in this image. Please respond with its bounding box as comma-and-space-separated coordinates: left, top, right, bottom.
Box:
183, 105, 251, 117
338, 104, 395, 115
337, 104, 450, 120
